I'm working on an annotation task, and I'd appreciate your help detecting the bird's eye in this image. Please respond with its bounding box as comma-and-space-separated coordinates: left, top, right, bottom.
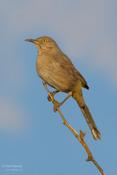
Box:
43, 39, 49, 43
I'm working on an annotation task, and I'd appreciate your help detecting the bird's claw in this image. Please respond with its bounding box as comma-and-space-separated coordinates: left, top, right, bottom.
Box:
47, 92, 55, 102
53, 101, 61, 112
47, 92, 60, 112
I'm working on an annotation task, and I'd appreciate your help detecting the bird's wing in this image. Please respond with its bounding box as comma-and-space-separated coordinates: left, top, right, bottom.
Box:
60, 53, 89, 89
52, 52, 89, 89
75, 69, 89, 89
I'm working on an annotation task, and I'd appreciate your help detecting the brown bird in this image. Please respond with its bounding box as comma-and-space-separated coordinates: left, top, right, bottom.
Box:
25, 36, 101, 140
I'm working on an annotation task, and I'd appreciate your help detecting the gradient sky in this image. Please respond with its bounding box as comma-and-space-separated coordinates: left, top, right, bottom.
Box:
0, 0, 117, 174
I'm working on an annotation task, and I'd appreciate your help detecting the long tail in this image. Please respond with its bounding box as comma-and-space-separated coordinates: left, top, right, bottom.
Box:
72, 87, 101, 140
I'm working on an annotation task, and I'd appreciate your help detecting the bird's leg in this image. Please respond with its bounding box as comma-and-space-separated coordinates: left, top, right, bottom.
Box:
42, 81, 59, 98
53, 91, 72, 112
42, 81, 60, 109
42, 81, 72, 111
47, 90, 61, 112
59, 91, 72, 106
47, 90, 59, 101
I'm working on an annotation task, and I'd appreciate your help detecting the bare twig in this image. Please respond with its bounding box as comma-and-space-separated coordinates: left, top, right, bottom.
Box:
43, 83, 106, 175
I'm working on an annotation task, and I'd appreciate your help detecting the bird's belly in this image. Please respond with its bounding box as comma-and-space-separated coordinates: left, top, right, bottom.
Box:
36, 57, 75, 92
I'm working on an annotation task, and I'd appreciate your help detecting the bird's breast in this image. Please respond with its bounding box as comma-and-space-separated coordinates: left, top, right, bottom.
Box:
36, 54, 54, 79
36, 54, 77, 91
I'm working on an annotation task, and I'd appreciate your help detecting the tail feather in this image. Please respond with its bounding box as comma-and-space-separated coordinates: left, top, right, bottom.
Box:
80, 105, 101, 140
72, 89, 101, 140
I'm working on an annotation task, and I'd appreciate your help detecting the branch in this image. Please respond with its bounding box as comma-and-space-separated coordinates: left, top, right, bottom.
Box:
43, 84, 106, 175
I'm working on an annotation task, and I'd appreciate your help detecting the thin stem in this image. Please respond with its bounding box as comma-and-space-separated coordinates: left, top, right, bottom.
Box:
57, 107, 105, 175
42, 82, 106, 175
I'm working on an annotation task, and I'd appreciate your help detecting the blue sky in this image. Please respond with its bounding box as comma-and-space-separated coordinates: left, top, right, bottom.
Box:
0, 0, 117, 174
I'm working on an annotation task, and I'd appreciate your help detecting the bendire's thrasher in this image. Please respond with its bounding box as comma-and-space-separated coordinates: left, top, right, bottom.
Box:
25, 36, 101, 140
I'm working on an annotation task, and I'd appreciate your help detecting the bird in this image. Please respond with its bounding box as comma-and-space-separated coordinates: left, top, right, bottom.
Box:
25, 36, 101, 140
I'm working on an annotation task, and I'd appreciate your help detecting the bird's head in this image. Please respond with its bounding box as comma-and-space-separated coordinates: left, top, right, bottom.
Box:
25, 36, 59, 52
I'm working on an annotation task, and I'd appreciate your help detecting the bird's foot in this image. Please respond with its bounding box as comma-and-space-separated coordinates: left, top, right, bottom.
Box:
47, 92, 60, 112
47, 92, 55, 102
53, 101, 61, 112
47, 90, 59, 101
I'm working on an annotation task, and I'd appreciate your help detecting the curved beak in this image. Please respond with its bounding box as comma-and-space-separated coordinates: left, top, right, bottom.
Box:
25, 38, 36, 43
